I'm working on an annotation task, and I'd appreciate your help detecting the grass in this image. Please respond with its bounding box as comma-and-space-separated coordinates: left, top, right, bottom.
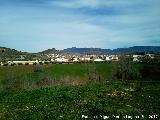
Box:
0, 63, 112, 79
47, 64, 86, 79
0, 63, 113, 91
0, 80, 159, 120
0, 63, 160, 119
0, 65, 32, 80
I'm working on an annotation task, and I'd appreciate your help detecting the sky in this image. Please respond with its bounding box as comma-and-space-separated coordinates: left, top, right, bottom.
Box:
0, 0, 160, 52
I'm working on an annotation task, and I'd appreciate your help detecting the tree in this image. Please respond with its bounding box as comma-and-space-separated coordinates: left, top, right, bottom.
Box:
0, 49, 6, 63
112, 55, 140, 80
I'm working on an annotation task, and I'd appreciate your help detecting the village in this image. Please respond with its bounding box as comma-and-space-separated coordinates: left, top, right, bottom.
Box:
0, 53, 156, 66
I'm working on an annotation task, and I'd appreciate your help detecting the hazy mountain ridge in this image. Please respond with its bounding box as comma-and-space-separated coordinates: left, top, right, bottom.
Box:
63, 47, 111, 54
0, 46, 160, 56
63, 46, 160, 54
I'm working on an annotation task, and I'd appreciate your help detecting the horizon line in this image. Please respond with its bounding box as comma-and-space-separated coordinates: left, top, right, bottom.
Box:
1, 45, 160, 53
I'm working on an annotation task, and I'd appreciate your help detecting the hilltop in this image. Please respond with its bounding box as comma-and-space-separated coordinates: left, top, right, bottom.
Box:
37, 48, 61, 55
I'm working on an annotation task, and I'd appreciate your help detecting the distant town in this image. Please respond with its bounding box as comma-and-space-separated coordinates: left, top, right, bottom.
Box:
0, 46, 160, 66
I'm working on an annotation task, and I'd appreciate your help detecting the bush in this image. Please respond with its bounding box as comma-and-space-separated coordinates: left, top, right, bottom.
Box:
139, 65, 160, 80
44, 61, 49, 65
3, 63, 8, 66
18, 63, 23, 66
112, 56, 140, 80
33, 62, 37, 65
25, 63, 29, 66
39, 62, 43, 65
11, 63, 16, 66
85, 63, 99, 83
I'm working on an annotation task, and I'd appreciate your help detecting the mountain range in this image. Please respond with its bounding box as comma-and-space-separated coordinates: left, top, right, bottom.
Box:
0, 46, 160, 56
63, 46, 160, 55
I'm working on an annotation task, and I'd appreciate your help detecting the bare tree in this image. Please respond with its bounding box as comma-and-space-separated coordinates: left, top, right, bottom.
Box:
112, 55, 140, 80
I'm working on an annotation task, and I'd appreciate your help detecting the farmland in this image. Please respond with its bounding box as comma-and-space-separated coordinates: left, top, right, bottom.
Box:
0, 63, 160, 119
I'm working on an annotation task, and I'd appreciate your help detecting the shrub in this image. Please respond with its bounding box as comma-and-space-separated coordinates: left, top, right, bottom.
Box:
33, 62, 37, 65
18, 63, 23, 66
139, 65, 160, 80
11, 63, 16, 66
44, 61, 49, 65
3, 63, 8, 66
112, 56, 140, 80
85, 63, 99, 83
153, 55, 160, 63
25, 62, 29, 65
39, 62, 43, 65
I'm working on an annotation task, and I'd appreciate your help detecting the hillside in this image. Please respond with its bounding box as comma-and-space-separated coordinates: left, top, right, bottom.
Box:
0, 47, 35, 61
0, 47, 24, 56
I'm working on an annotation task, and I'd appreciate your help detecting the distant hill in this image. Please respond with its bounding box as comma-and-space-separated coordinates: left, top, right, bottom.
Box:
63, 47, 111, 54
0, 46, 160, 57
0, 47, 25, 56
62, 46, 160, 55
37, 48, 60, 55
112, 46, 160, 54
0, 47, 34, 61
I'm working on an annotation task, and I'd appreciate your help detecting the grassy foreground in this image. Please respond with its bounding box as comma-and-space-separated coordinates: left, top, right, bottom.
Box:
0, 80, 160, 120
0, 63, 160, 119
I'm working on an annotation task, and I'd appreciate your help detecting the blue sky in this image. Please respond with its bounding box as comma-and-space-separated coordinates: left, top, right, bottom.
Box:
0, 0, 160, 52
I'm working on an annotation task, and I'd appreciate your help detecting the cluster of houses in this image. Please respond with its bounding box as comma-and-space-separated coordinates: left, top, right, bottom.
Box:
50, 54, 119, 62
132, 54, 155, 62
0, 53, 156, 66
0, 54, 119, 66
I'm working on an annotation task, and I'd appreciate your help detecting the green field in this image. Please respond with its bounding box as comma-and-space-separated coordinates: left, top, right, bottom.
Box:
0, 63, 113, 91
0, 63, 160, 119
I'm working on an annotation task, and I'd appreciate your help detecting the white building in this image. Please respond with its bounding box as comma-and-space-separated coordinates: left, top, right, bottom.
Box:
73, 58, 79, 62
55, 58, 68, 62
80, 57, 91, 61
110, 55, 119, 61
105, 56, 112, 61
8, 60, 38, 65
133, 55, 141, 62
94, 58, 104, 62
